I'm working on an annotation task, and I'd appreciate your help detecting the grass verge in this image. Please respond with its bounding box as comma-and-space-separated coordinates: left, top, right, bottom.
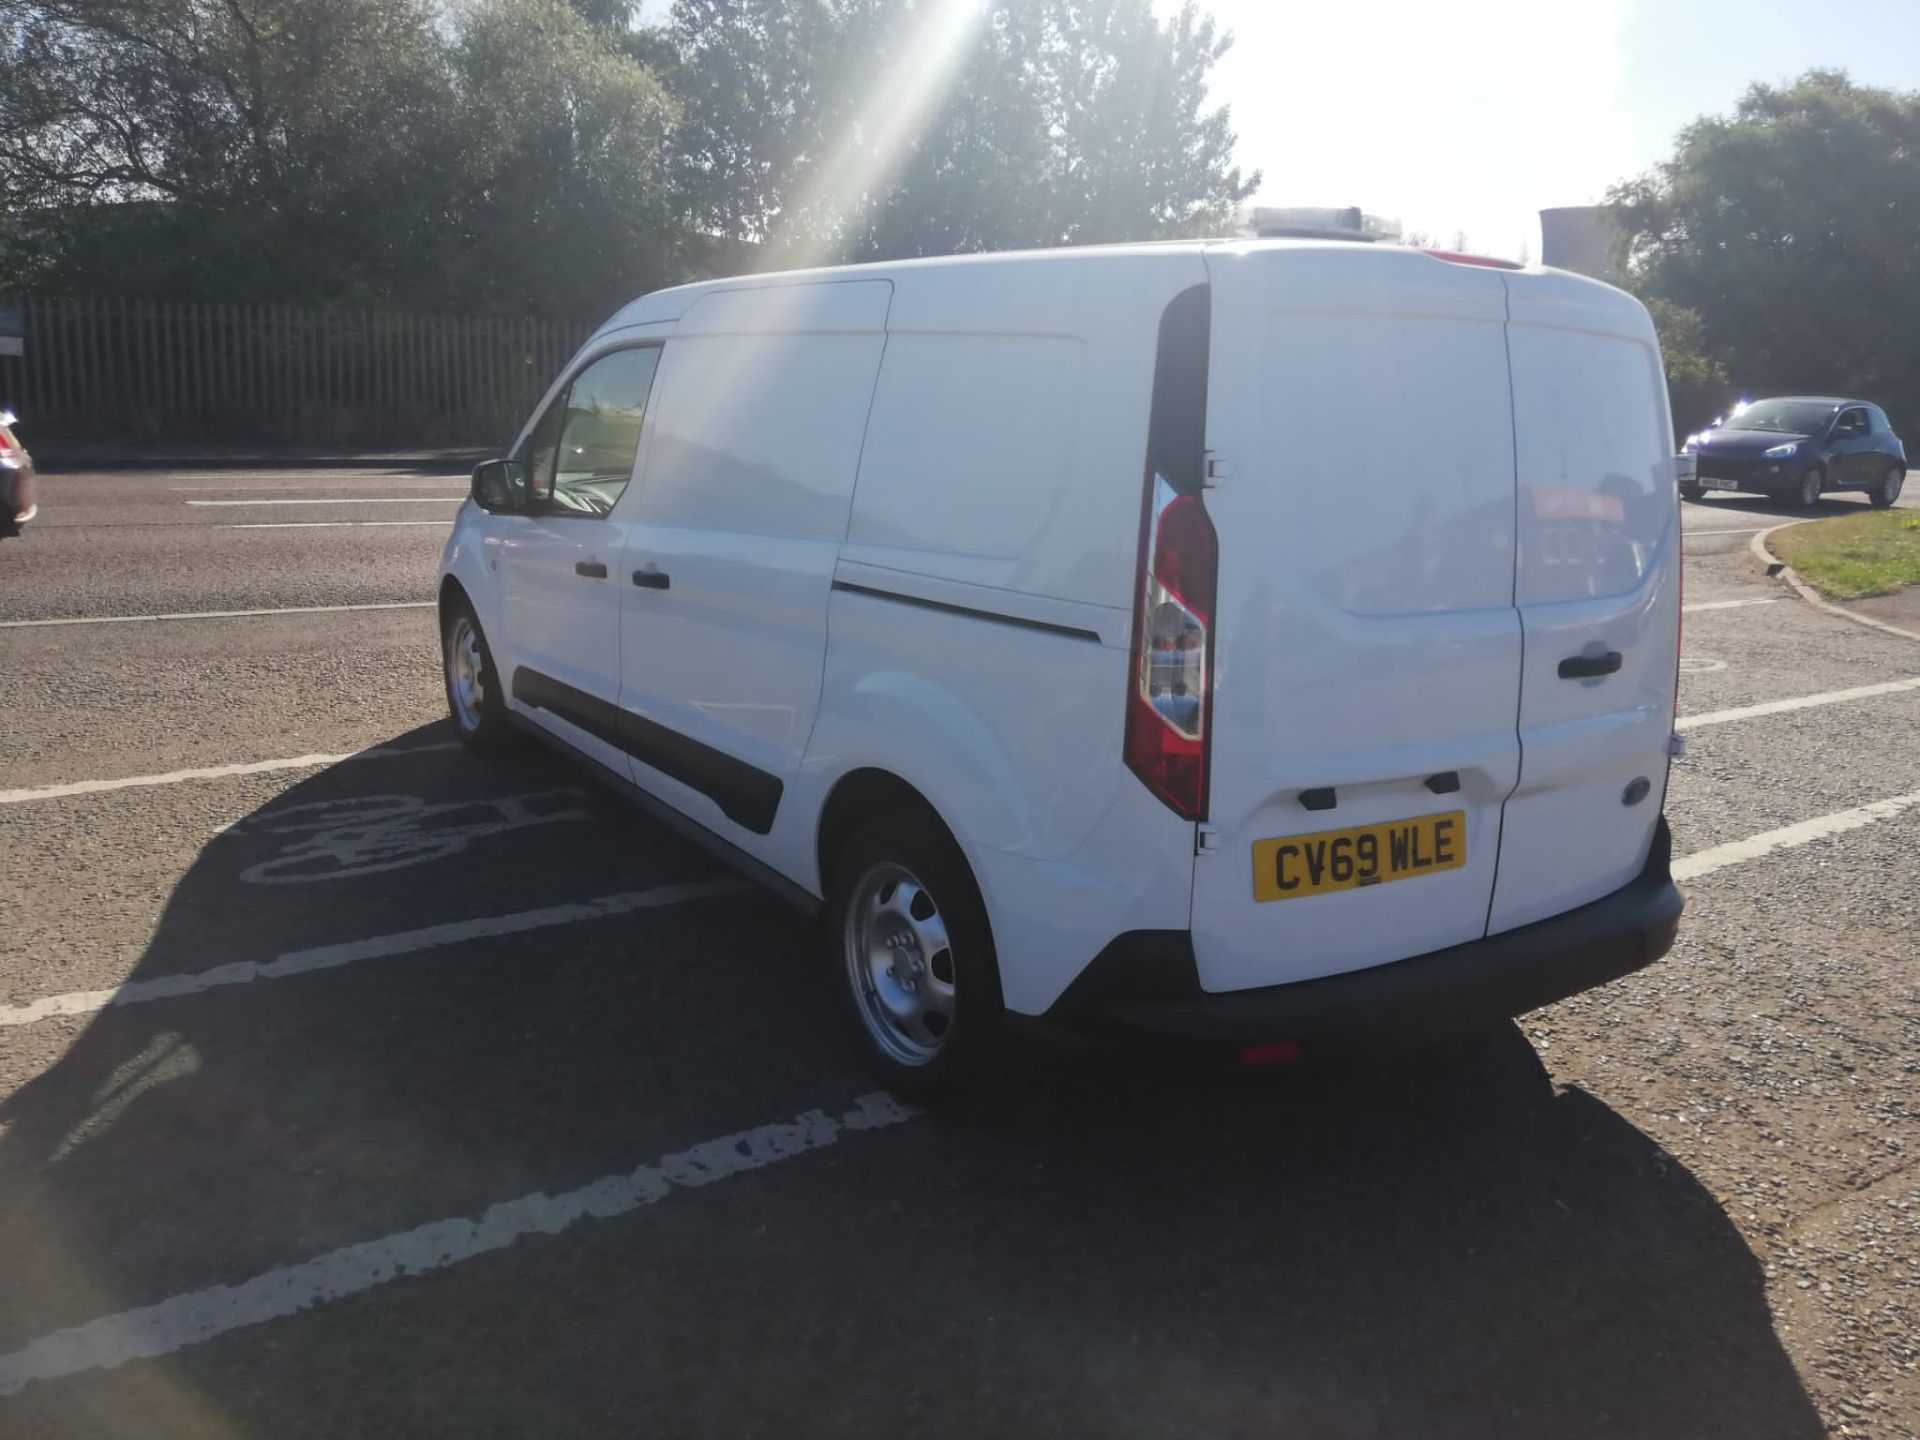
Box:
1771, 510, 1920, 600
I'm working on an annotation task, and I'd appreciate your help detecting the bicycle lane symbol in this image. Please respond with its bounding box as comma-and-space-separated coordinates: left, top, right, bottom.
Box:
231, 790, 591, 885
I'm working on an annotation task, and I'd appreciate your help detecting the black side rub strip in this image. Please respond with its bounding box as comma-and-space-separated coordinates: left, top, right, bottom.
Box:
511, 668, 784, 834
831, 580, 1103, 644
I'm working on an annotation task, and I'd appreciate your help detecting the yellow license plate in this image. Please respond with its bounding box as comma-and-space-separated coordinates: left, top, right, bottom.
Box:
1252, 811, 1467, 902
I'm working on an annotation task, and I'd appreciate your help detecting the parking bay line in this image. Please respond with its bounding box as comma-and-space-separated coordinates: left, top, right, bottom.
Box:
1674, 790, 1920, 882
1678, 675, 1920, 731
0, 600, 435, 631
1684, 525, 1776, 537
9, 761, 1920, 1031
218, 520, 451, 529
184, 497, 463, 507
6, 792, 1920, 1397
1682, 597, 1777, 613
0, 1091, 915, 1397
0, 740, 458, 806
0, 880, 745, 1028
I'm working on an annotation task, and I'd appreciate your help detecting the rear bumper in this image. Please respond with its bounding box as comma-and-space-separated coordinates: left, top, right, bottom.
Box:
1047, 818, 1682, 1054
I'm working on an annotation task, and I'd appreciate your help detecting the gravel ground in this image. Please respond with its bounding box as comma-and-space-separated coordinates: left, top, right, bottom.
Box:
0, 471, 1915, 1438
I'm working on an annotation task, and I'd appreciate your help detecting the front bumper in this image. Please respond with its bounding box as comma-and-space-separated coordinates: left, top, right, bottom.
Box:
1048, 819, 1683, 1055
1695, 456, 1803, 493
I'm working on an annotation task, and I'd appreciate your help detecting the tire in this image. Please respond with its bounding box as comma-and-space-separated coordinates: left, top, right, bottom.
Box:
1678, 481, 1706, 503
441, 597, 514, 751
825, 811, 1005, 1103
1870, 464, 1905, 509
1796, 465, 1824, 510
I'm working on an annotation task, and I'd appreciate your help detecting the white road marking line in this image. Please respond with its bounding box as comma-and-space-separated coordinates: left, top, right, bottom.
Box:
218, 520, 450, 529
0, 741, 458, 806
1677, 675, 1920, 731
1682, 597, 1778, 612
0, 1092, 915, 1396
1684, 525, 1775, 537
0, 600, 434, 630
185, 497, 462, 507
171, 481, 465, 490
0, 880, 744, 1027
1675, 791, 1920, 882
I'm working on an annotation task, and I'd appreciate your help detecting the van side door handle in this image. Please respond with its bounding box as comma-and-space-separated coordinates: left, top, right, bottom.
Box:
574, 560, 608, 579
631, 567, 671, 591
1558, 650, 1623, 680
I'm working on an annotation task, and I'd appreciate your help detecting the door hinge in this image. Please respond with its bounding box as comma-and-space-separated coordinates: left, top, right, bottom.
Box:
1204, 453, 1229, 488
1196, 823, 1222, 856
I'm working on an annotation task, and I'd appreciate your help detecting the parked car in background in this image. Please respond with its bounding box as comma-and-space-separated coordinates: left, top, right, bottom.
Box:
438, 241, 1685, 1099
1682, 396, 1906, 508
0, 409, 36, 537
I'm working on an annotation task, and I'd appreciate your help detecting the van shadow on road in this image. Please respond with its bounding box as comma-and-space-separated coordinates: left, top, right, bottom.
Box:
0, 728, 1822, 1438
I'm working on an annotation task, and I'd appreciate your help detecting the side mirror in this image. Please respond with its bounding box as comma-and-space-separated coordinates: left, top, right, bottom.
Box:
471, 458, 529, 513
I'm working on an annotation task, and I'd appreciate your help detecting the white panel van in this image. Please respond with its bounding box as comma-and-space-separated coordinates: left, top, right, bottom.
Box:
440, 240, 1685, 1098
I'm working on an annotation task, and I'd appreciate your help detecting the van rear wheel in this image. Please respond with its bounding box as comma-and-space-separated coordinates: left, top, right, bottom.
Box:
1678, 481, 1706, 503
826, 812, 1003, 1102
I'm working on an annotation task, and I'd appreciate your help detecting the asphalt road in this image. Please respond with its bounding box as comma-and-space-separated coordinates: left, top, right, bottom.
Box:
2, 468, 1917, 1439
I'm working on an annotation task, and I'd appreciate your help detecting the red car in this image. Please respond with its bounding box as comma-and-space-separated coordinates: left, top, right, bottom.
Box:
1, 409, 36, 537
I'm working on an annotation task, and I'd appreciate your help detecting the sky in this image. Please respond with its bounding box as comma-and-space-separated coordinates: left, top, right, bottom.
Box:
1170, 0, 1920, 259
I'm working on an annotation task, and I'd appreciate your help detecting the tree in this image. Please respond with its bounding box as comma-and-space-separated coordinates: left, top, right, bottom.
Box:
1609, 70, 1920, 434
665, 0, 1257, 265
442, 0, 680, 318
0, 0, 455, 302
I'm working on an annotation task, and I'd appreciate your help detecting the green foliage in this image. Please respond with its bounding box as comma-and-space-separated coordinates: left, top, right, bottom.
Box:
1609, 70, 1920, 437
1, 0, 1256, 313
443, 0, 680, 317
1772, 510, 1920, 600
1642, 297, 1734, 440
670, 0, 1258, 265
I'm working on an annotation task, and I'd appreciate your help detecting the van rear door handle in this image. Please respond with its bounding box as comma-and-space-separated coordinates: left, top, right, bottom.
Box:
574, 560, 608, 579
1558, 650, 1623, 679
631, 567, 671, 591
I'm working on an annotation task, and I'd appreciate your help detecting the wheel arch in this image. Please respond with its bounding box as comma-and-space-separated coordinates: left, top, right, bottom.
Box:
816, 768, 961, 894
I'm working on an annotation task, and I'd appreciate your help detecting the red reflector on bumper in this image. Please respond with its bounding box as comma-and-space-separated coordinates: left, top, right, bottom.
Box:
1241, 1041, 1301, 1066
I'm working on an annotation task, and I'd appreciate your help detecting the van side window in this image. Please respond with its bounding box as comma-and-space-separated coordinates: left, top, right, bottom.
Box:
541, 345, 663, 518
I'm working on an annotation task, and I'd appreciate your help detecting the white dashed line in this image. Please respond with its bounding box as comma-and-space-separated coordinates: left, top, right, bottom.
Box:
0, 880, 745, 1026
0, 1092, 915, 1396
1677, 676, 1920, 731
1682, 597, 1777, 613
0, 600, 435, 630
1675, 790, 1920, 882
217, 521, 450, 529
0, 740, 458, 806
184, 497, 462, 508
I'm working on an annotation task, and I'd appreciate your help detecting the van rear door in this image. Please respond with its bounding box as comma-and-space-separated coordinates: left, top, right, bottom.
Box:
1189, 245, 1523, 993
1488, 271, 1679, 932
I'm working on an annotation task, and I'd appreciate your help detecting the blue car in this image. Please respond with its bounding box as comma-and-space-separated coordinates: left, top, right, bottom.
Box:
1682, 396, 1906, 509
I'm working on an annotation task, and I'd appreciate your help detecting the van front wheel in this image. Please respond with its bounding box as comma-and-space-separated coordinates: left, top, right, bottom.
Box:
826, 813, 1003, 1102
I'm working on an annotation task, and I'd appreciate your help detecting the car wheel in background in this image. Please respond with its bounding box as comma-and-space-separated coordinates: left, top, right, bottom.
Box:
826, 811, 1005, 1103
1797, 466, 1824, 510
1679, 481, 1706, 503
442, 599, 513, 751
1870, 464, 1905, 509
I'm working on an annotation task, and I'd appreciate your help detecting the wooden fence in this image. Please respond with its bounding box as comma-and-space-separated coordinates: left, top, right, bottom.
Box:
1, 295, 594, 445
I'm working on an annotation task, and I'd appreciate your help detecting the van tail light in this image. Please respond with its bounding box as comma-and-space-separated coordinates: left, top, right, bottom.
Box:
1125, 476, 1218, 820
